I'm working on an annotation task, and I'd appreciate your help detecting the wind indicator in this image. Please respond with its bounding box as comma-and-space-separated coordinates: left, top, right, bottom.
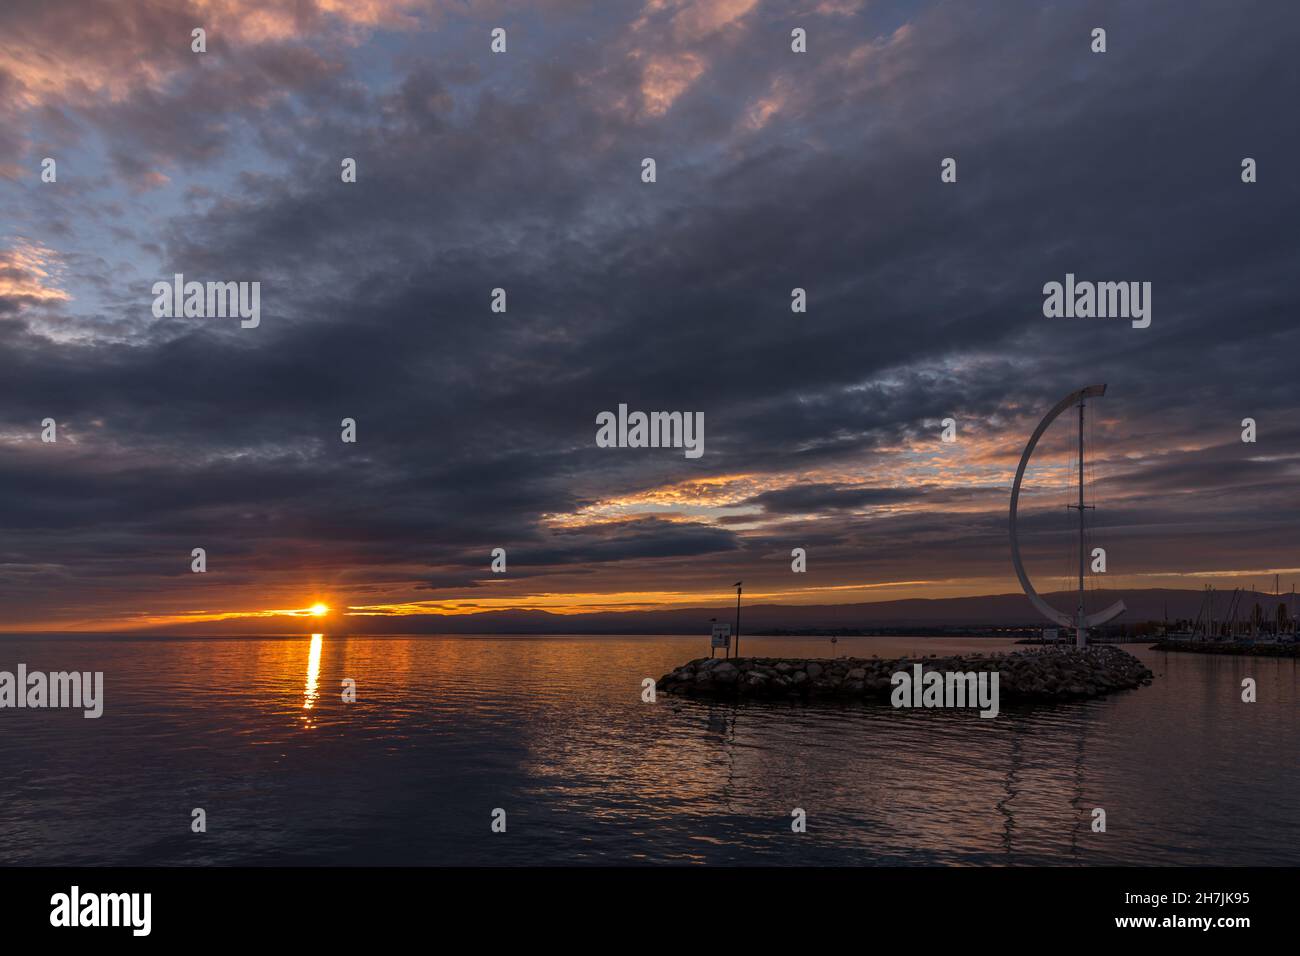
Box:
1009, 385, 1125, 647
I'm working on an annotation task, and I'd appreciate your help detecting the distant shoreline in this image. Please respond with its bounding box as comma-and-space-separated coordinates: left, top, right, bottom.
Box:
750, 626, 1039, 638
0, 630, 1058, 642
2, 588, 1263, 639
1151, 640, 1298, 658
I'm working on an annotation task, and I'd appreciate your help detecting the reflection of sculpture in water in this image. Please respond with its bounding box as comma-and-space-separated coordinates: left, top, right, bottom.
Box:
998, 710, 1095, 861
1068, 709, 1092, 859
997, 715, 1024, 855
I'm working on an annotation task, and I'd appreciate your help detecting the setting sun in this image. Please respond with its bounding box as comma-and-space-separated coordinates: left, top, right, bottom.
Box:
309, 603, 329, 617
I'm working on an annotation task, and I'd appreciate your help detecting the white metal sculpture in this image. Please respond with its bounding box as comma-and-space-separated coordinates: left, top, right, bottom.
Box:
1009, 384, 1125, 646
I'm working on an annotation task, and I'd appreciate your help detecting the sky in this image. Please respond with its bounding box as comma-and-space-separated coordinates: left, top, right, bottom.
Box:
1, 0, 1298, 632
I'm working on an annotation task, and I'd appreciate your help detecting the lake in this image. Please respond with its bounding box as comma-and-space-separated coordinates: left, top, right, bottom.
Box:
0, 634, 1295, 865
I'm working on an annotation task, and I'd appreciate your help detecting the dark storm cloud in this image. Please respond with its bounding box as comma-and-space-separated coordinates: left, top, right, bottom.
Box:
2, 0, 1299, 627
745, 484, 928, 514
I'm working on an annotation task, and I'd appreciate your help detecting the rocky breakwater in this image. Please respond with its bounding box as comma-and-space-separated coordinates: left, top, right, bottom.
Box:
657, 646, 1153, 704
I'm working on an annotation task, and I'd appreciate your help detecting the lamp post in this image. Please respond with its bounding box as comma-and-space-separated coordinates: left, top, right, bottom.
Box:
733, 582, 743, 659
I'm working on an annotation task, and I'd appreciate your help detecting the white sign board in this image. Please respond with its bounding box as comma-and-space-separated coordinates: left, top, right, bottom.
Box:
710, 623, 731, 648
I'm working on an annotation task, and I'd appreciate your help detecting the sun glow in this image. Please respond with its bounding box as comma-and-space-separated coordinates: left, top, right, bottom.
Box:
309, 603, 329, 617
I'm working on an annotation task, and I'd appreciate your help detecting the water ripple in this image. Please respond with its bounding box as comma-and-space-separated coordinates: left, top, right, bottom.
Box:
0, 634, 1295, 865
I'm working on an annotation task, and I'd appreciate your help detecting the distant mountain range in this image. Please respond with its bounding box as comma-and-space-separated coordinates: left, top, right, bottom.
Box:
120, 587, 1295, 636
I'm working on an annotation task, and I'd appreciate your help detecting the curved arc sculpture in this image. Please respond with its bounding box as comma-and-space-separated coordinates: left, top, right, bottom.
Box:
1009, 384, 1126, 633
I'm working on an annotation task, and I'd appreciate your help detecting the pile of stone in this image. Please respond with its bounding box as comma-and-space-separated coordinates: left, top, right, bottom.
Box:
657, 646, 1153, 703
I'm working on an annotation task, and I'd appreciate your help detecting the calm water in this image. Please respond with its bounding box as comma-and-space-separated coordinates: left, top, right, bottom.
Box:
0, 634, 1295, 866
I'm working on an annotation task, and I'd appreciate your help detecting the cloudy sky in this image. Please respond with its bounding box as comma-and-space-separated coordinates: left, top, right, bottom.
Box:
1, 0, 1297, 632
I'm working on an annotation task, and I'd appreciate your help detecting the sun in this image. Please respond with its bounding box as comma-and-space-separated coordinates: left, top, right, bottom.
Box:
309, 603, 329, 617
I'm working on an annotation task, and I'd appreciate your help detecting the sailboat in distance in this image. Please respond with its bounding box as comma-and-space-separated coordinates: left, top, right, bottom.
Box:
1009, 384, 1125, 647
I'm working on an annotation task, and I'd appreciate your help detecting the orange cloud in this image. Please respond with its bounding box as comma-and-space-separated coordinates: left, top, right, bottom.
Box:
624, 0, 761, 117
0, 239, 71, 305
814, 0, 865, 15
0, 0, 426, 113
742, 75, 794, 131
638, 51, 707, 116
667, 0, 759, 42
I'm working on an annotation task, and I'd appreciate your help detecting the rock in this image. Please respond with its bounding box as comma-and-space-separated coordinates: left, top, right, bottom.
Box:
658, 646, 1154, 706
